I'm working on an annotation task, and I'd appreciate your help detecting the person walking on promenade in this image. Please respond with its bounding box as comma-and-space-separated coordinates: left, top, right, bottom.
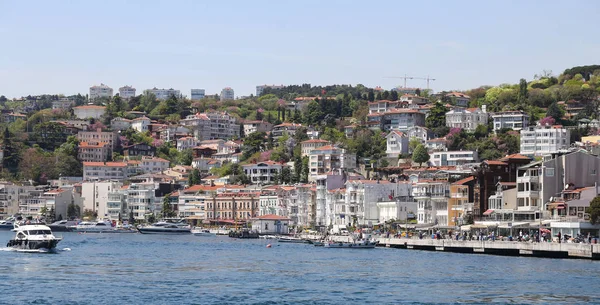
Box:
588, 232, 592, 244
558, 231, 562, 243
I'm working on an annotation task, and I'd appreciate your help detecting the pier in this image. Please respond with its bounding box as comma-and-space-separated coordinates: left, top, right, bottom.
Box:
376, 238, 600, 260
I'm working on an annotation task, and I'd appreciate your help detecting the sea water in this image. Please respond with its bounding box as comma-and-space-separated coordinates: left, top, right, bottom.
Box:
0, 231, 598, 304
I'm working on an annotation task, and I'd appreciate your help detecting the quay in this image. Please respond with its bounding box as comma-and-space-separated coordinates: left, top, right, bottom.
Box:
376, 237, 600, 260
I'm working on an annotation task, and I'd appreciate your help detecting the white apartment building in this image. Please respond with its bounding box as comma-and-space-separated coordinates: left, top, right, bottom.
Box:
89, 83, 113, 100
131, 116, 151, 133
176, 136, 200, 151
146, 87, 181, 100
119, 85, 136, 99
81, 181, 123, 219
367, 109, 426, 132
73, 105, 106, 119
220, 87, 235, 101
0, 184, 38, 219
243, 161, 288, 185
140, 157, 170, 173
344, 180, 404, 226
110, 117, 132, 131
243, 120, 273, 136
406, 126, 433, 144
127, 182, 160, 220
256, 84, 285, 96
271, 123, 302, 139
413, 180, 450, 225
377, 197, 417, 225
430, 150, 478, 166
386, 130, 409, 158
106, 188, 127, 221
308, 146, 356, 182
520, 125, 570, 157
315, 173, 346, 228
492, 111, 529, 132
259, 194, 283, 216
77, 128, 118, 151
180, 112, 240, 141
445, 106, 488, 131
52, 98, 74, 110
83, 162, 128, 181
301, 139, 330, 157
191, 89, 206, 100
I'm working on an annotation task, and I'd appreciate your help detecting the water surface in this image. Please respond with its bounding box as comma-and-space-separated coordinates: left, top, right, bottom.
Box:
0, 231, 598, 304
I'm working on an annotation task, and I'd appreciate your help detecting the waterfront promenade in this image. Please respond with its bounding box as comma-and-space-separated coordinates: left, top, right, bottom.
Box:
377, 237, 600, 260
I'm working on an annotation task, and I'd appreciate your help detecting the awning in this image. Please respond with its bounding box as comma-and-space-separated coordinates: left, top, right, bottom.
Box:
483, 209, 494, 216
547, 203, 566, 210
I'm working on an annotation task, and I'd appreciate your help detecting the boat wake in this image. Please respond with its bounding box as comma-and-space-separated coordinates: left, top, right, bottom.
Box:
0, 247, 71, 253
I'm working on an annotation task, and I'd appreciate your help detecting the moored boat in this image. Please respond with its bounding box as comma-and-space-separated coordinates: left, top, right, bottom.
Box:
73, 219, 115, 233
47, 220, 78, 232
6, 223, 62, 251
192, 227, 216, 236
137, 221, 191, 234
278, 236, 309, 243
0, 218, 16, 230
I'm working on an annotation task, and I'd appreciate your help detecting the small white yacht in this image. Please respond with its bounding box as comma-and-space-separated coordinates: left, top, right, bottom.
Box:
7, 223, 62, 250
0, 218, 16, 230
73, 219, 115, 233
137, 221, 191, 234
191, 227, 216, 237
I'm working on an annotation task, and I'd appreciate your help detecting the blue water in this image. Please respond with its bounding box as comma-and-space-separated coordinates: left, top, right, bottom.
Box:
0, 231, 598, 305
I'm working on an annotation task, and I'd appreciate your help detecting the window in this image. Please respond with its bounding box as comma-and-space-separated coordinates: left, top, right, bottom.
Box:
545, 168, 554, 177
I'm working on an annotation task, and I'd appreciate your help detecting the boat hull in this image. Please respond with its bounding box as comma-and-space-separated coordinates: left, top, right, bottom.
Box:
137, 228, 191, 234
0, 224, 14, 230
7, 239, 61, 250
324, 242, 378, 249
47, 225, 74, 232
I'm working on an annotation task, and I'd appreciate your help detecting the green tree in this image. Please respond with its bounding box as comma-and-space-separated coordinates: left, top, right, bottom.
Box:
425, 102, 447, 129
517, 78, 528, 104
243, 132, 266, 159
304, 101, 324, 125
589, 196, 600, 225
188, 168, 201, 186
408, 137, 421, 153
177, 148, 193, 165
300, 156, 309, 183
67, 203, 80, 219
412, 144, 430, 166
546, 102, 564, 121
162, 194, 177, 218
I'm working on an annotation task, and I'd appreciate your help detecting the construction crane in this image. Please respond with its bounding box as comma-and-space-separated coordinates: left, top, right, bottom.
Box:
384, 75, 437, 89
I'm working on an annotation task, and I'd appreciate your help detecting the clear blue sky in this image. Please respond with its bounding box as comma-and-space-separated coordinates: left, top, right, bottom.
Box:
1, 0, 599, 99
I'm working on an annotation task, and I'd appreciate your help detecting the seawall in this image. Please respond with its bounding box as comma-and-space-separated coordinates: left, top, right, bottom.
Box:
376, 238, 600, 260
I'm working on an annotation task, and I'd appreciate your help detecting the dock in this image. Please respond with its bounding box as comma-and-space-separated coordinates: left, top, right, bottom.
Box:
376, 238, 600, 260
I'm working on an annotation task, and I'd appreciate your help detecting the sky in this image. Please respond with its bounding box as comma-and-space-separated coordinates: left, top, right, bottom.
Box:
1, 0, 599, 99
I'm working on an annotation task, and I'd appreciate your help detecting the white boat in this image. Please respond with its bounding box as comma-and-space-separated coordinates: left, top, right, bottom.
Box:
6, 223, 62, 250
277, 236, 309, 243
324, 239, 378, 248
0, 218, 16, 230
191, 227, 216, 236
73, 219, 115, 233
137, 221, 191, 234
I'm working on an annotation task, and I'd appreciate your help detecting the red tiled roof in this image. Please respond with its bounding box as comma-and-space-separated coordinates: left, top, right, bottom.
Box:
452, 176, 474, 185
74, 105, 106, 109
255, 214, 290, 221
311, 145, 336, 151
484, 160, 507, 166
83, 162, 127, 167
301, 139, 329, 144
499, 154, 531, 161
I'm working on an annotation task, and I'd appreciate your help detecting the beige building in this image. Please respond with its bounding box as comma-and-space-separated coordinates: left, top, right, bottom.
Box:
77, 128, 118, 151
83, 162, 128, 181
78, 141, 111, 162
73, 105, 106, 119
300, 139, 330, 157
